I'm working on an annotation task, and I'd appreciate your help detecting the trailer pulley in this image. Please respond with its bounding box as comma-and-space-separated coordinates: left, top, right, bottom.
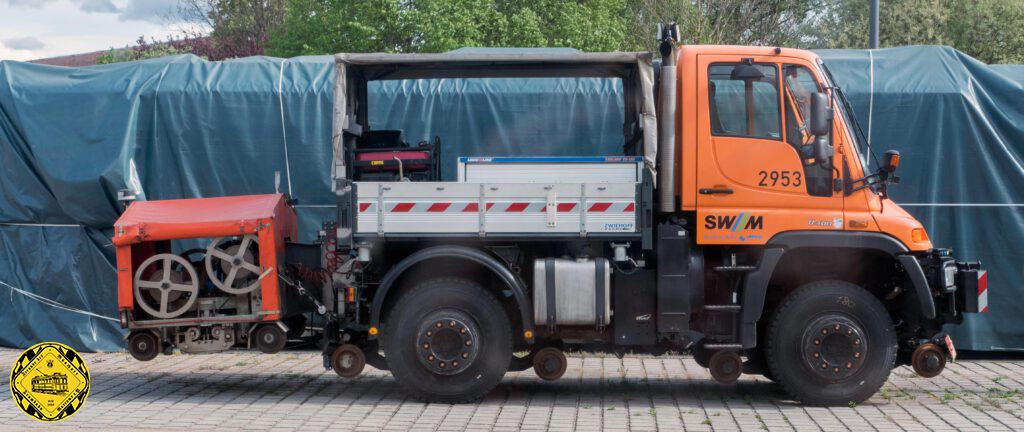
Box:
133, 253, 199, 319
205, 235, 262, 295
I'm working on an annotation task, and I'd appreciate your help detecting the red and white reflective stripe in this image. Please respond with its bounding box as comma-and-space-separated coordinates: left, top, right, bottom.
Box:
587, 202, 634, 212
543, 203, 578, 212
978, 270, 989, 313
358, 201, 637, 213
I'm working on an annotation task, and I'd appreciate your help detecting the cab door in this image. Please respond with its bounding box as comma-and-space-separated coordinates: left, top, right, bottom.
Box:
695, 55, 844, 245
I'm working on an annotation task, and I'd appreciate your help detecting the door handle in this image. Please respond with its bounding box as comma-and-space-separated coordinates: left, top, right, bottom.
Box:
699, 188, 734, 195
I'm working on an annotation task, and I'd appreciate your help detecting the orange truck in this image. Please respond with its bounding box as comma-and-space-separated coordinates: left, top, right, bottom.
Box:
116, 25, 987, 406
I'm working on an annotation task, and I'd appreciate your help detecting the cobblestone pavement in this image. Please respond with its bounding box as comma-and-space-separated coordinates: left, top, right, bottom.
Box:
3, 348, 1024, 431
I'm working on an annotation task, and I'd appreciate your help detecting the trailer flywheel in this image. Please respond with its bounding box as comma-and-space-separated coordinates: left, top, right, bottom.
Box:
205, 235, 262, 295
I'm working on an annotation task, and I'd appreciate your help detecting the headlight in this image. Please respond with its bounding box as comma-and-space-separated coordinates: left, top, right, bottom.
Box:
943, 262, 957, 288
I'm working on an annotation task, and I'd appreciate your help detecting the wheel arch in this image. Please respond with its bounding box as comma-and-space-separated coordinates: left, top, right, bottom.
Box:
740, 231, 935, 348
369, 245, 535, 344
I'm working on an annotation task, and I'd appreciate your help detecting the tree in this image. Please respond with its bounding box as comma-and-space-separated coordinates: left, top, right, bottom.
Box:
803, 0, 1024, 64
175, 0, 287, 59
626, 0, 818, 52
96, 36, 201, 65
946, 0, 1024, 64
266, 0, 630, 57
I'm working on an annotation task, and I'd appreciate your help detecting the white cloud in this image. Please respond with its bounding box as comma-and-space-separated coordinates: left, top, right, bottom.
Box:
77, 0, 118, 13
6, 0, 58, 8
3, 36, 45, 50
118, 0, 177, 24
0, 0, 187, 61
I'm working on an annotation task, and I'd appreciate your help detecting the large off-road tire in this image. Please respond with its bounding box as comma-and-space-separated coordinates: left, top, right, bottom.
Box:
383, 277, 512, 403
766, 280, 896, 406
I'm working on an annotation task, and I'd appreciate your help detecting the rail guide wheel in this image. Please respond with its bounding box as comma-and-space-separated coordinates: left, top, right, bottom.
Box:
331, 344, 367, 378
911, 343, 947, 378
205, 234, 262, 295
532, 347, 567, 381
133, 253, 200, 319
708, 350, 742, 384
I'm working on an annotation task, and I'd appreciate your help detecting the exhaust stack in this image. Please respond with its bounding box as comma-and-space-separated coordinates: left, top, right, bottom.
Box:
656, 23, 679, 213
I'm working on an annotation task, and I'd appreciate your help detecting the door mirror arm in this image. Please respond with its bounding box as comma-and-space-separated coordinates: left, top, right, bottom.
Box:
848, 151, 901, 197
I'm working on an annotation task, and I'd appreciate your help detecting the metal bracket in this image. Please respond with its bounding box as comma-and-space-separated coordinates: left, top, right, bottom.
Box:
376, 183, 385, 236
545, 187, 557, 228
579, 184, 588, 237
478, 183, 487, 237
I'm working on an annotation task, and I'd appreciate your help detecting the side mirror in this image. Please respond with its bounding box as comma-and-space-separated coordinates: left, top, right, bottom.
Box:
809, 92, 833, 136
809, 92, 834, 163
882, 150, 901, 173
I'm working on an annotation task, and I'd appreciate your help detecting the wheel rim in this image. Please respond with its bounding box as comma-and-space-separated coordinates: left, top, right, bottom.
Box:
415, 310, 480, 375
801, 315, 867, 380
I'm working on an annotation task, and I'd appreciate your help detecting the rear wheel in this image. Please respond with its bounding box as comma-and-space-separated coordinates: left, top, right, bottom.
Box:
766, 280, 896, 406
383, 277, 512, 403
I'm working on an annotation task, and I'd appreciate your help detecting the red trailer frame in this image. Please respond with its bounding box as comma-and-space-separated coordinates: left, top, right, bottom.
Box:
112, 194, 297, 327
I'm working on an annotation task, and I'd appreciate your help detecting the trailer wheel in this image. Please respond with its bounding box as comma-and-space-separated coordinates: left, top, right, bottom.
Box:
766, 280, 896, 406
128, 331, 160, 361
254, 325, 287, 354
383, 277, 512, 403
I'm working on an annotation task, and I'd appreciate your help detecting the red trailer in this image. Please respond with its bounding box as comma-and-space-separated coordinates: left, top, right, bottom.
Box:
113, 194, 304, 359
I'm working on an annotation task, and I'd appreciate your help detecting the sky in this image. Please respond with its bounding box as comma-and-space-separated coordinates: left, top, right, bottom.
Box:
0, 0, 187, 61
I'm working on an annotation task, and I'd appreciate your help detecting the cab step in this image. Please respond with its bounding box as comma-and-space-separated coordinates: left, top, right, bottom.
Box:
713, 265, 757, 272
703, 343, 743, 350
704, 304, 741, 311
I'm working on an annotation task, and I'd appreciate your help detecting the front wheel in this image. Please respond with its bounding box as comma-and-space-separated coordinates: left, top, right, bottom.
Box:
766, 280, 896, 406
383, 277, 512, 403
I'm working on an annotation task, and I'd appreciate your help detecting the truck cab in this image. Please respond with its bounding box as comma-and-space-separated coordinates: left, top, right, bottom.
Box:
673, 45, 927, 250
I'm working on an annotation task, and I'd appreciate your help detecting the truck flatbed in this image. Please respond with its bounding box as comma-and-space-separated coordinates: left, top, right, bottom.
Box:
353, 181, 640, 237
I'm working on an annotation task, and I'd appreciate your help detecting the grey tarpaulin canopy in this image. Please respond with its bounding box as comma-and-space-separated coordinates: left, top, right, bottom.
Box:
331, 48, 657, 186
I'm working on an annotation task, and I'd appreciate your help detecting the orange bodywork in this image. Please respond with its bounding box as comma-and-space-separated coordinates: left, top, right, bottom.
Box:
113, 194, 298, 323
674, 45, 931, 251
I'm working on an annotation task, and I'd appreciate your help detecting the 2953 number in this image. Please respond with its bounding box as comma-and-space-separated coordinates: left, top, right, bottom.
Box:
758, 170, 802, 187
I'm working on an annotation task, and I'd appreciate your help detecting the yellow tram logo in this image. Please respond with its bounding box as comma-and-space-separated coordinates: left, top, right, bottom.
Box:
9, 342, 90, 422
31, 372, 69, 395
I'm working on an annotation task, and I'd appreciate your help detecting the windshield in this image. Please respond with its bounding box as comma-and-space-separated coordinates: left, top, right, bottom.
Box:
817, 60, 874, 172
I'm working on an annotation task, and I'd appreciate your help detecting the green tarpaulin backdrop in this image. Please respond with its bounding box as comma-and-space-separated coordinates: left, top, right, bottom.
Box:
0, 46, 1020, 352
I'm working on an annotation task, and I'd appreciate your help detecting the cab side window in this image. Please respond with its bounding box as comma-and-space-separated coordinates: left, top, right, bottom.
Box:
708, 63, 780, 140
783, 65, 833, 197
